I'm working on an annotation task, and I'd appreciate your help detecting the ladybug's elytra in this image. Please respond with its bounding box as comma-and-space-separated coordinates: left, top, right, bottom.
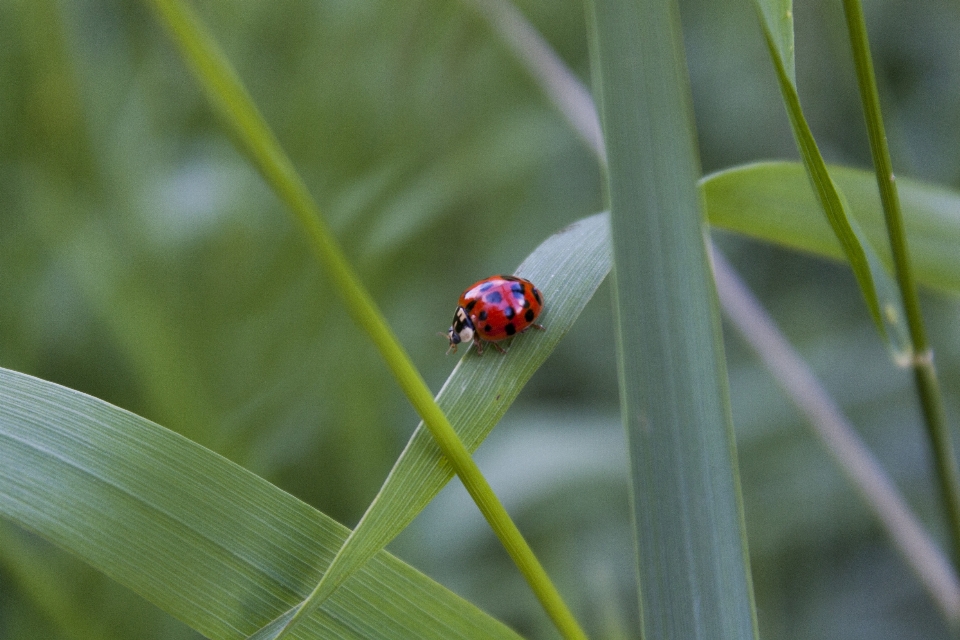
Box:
446, 275, 544, 354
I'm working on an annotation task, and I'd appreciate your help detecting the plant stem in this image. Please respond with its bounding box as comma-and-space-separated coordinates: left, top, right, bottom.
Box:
841, 0, 960, 570
147, 0, 587, 637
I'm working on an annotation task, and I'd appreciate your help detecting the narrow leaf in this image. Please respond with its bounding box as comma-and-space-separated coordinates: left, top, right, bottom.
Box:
753, 0, 911, 357
254, 212, 613, 634
756, 0, 795, 83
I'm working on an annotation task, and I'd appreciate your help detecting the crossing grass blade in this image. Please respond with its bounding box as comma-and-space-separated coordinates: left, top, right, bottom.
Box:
752, 0, 911, 358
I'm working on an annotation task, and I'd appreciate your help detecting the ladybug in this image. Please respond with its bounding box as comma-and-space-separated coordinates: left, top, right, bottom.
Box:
446, 275, 544, 354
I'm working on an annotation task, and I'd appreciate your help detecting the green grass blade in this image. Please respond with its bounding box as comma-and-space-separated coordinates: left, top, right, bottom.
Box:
146, 1, 582, 634
756, 0, 795, 82
842, 0, 960, 570
0, 367, 523, 640
702, 161, 960, 296
254, 211, 612, 637
753, 0, 910, 357
585, 0, 758, 637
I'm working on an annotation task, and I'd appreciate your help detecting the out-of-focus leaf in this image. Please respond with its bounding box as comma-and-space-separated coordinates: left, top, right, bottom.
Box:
702, 161, 960, 295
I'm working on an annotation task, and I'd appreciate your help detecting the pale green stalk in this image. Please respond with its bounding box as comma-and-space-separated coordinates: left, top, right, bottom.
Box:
146, 0, 586, 637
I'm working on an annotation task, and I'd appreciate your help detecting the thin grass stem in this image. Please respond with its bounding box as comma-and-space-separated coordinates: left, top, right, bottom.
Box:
841, 0, 960, 570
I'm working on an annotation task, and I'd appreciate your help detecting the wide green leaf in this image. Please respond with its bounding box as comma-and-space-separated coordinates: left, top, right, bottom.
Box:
703, 161, 960, 295
585, 0, 758, 637
0, 367, 522, 640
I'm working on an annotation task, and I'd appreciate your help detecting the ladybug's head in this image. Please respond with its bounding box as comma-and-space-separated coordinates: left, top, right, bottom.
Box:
446, 306, 474, 354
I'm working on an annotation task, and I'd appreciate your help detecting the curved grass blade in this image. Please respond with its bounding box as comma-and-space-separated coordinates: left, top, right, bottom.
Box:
752, 0, 911, 358
702, 161, 960, 295
0, 367, 523, 640
253, 212, 613, 637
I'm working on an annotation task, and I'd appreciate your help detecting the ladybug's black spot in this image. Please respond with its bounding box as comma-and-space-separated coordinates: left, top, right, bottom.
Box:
505, 323, 517, 336
504, 306, 515, 319
533, 289, 542, 304
478, 310, 488, 321
483, 324, 493, 333
465, 300, 477, 312
521, 299, 530, 308
525, 309, 535, 322
484, 291, 503, 304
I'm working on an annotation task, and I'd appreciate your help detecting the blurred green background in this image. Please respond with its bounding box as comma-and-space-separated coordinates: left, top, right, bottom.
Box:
2, 0, 960, 638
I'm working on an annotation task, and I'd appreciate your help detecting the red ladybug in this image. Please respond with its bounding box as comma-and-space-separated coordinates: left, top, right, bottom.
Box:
446, 275, 544, 354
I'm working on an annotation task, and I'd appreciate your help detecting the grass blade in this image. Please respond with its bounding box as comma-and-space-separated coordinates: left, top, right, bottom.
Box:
254, 211, 612, 637
145, 1, 583, 634
841, 0, 960, 569
585, 0, 759, 637
0, 367, 523, 639
753, 0, 911, 357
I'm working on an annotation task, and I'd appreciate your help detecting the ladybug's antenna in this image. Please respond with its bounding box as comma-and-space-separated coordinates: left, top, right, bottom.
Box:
439, 331, 458, 355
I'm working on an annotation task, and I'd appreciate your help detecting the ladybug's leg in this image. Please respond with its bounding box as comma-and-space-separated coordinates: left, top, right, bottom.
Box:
491, 342, 508, 354
474, 336, 484, 355
518, 323, 545, 336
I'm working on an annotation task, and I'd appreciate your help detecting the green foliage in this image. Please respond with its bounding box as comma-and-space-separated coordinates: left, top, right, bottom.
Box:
2, 0, 960, 638
0, 367, 522, 639
753, 0, 910, 355
703, 162, 960, 294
